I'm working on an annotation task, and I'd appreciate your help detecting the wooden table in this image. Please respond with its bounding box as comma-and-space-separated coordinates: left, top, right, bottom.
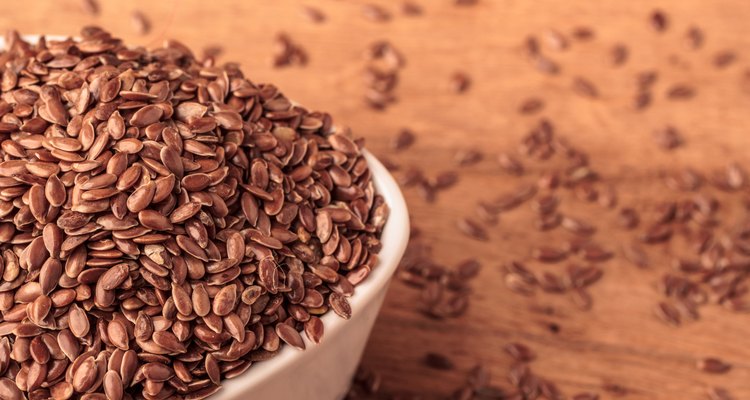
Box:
5, 0, 750, 398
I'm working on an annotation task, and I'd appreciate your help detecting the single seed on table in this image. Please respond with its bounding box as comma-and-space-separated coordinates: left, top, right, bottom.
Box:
497, 153, 524, 175
610, 43, 628, 66
650, 9, 668, 32
301, 5, 326, 23
532, 246, 567, 263
81, 0, 99, 15
561, 216, 595, 236
713, 51, 737, 69
504, 342, 536, 362
666, 84, 696, 100
391, 128, 415, 151
572, 77, 599, 98
655, 301, 681, 326
401, 1, 423, 16
450, 71, 471, 93
697, 357, 732, 374
653, 126, 682, 150
455, 148, 483, 166
685, 26, 704, 49
570, 288, 593, 311
707, 387, 734, 400
131, 10, 151, 35
639, 224, 673, 243
532, 55, 560, 75
504, 273, 535, 296
423, 352, 455, 370
457, 217, 489, 241
518, 98, 545, 115
572, 393, 600, 400
362, 3, 391, 22
542, 29, 568, 51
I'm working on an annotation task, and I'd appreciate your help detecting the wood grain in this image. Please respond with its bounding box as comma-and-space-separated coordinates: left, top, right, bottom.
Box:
4, 0, 750, 398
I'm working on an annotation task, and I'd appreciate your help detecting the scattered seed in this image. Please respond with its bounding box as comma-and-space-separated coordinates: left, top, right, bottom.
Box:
301, 6, 326, 23
714, 51, 737, 69
131, 11, 151, 35
402, 1, 423, 16
610, 44, 629, 66
455, 149, 483, 166
571, 26, 595, 41
451, 71, 471, 93
362, 4, 391, 22
572, 77, 599, 98
519, 98, 545, 115
532, 246, 567, 263
81, 0, 99, 15
498, 153, 524, 175
685, 26, 704, 49
504, 343, 536, 362
652, 126, 683, 150
697, 357, 732, 374
650, 9, 668, 32
392, 128, 416, 150
707, 387, 734, 400
542, 29, 568, 51
667, 84, 696, 100
457, 218, 489, 241
424, 352, 455, 370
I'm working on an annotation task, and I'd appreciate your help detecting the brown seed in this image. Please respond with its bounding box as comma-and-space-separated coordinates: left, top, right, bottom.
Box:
213, 284, 237, 316
205, 353, 221, 384
142, 362, 173, 382
98, 263, 129, 290
707, 387, 734, 400
532, 246, 567, 263
276, 323, 306, 350
131, 11, 152, 35
518, 98, 545, 115
498, 153, 524, 175
666, 84, 695, 100
103, 370, 123, 400
304, 316, 324, 344
572, 77, 599, 98
73, 356, 97, 392
329, 292, 352, 319
391, 128, 415, 151
450, 71, 471, 93
301, 6, 326, 23
423, 352, 454, 370
172, 283, 193, 316
697, 357, 732, 374
504, 343, 536, 362
68, 304, 90, 338
610, 43, 628, 66
126, 181, 156, 213
456, 217, 489, 241
362, 3, 391, 22
650, 9, 668, 32
455, 148, 483, 167
685, 26, 704, 50
138, 210, 173, 231
655, 301, 681, 326
108, 319, 130, 350
561, 216, 596, 236
81, 0, 99, 15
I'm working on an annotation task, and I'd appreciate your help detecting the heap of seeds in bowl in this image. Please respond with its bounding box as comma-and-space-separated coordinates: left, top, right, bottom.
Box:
0, 27, 388, 400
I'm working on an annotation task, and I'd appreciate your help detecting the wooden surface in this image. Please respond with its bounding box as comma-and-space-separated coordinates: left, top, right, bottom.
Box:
4, 0, 750, 398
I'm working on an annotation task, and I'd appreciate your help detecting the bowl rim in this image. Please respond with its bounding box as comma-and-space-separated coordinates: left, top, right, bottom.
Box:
2, 32, 411, 398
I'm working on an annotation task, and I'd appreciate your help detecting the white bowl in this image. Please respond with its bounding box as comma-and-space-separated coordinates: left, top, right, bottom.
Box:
5, 32, 410, 400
